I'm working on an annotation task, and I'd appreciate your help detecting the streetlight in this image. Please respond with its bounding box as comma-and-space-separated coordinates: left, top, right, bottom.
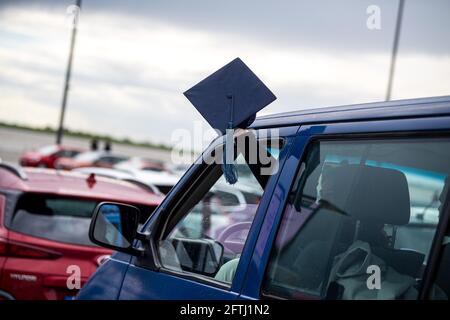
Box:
56, 0, 82, 144
386, 0, 405, 101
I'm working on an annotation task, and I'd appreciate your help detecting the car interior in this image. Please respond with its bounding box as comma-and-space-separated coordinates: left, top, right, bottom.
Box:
264, 138, 450, 300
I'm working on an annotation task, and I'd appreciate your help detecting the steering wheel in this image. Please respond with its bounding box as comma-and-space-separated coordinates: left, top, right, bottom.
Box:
217, 222, 252, 255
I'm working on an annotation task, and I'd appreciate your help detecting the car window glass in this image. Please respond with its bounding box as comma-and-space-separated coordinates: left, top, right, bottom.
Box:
54, 150, 66, 157
74, 152, 100, 162
55, 150, 79, 158
263, 138, 450, 300
10, 194, 97, 246
38, 145, 59, 155
97, 156, 127, 165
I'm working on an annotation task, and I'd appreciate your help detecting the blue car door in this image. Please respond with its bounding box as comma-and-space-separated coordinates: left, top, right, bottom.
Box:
241, 115, 450, 300
117, 127, 296, 299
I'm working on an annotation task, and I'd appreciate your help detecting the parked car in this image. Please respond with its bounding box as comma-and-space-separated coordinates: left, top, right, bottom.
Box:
79, 96, 450, 300
55, 151, 129, 170
73, 167, 161, 195
75, 166, 178, 195
130, 169, 181, 195
0, 162, 164, 300
73, 168, 260, 242
19, 145, 83, 168
169, 163, 191, 177
129, 167, 255, 204
115, 157, 169, 173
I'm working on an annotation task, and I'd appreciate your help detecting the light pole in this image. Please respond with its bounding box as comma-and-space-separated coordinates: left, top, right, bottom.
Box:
56, 0, 82, 145
386, 0, 405, 101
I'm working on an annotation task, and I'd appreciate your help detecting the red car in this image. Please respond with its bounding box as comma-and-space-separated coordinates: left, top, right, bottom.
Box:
20, 145, 84, 168
55, 151, 128, 170
0, 162, 163, 300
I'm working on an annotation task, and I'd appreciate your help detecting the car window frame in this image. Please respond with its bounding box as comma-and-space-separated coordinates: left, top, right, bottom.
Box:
260, 130, 450, 300
420, 168, 450, 299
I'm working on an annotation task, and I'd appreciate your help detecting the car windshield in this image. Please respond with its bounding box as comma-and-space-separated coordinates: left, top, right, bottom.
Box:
38, 145, 59, 155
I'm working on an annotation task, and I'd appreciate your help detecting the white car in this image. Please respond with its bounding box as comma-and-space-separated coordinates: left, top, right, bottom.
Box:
115, 157, 168, 173
130, 169, 181, 195
72, 167, 161, 194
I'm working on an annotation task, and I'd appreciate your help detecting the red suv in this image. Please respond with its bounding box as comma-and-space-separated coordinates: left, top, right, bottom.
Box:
0, 162, 163, 300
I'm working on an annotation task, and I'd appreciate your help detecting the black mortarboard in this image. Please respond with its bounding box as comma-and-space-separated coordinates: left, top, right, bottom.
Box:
184, 58, 277, 184
183, 57, 276, 134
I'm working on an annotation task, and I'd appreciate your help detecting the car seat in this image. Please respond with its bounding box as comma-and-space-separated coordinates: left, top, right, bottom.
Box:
327, 164, 425, 278
291, 164, 425, 298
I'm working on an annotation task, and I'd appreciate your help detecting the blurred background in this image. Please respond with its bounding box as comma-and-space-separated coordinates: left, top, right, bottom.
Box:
0, 0, 449, 300
0, 0, 449, 164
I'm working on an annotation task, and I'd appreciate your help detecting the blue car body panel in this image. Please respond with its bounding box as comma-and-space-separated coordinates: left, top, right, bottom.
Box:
77, 252, 131, 300
119, 265, 239, 300
78, 95, 450, 300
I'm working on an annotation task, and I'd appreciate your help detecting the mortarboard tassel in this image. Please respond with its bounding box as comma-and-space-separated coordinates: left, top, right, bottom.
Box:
222, 95, 238, 184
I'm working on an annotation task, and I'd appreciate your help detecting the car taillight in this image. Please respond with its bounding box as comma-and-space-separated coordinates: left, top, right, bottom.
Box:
0, 238, 61, 259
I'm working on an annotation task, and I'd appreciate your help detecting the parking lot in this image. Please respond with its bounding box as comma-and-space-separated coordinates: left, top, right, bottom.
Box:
1, 0, 449, 307
0, 127, 173, 164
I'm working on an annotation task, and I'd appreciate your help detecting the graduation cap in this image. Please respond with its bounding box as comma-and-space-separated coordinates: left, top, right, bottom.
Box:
184, 57, 277, 184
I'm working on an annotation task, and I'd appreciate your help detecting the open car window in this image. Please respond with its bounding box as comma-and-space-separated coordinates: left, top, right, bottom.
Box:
157, 135, 283, 285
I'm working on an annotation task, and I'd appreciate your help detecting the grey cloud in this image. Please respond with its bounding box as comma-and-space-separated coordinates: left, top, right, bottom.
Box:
0, 0, 449, 146
2, 0, 449, 55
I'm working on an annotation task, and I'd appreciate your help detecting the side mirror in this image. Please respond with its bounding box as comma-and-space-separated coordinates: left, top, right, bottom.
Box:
89, 202, 144, 255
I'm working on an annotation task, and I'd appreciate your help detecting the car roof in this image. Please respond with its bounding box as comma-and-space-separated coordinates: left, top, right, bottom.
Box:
251, 95, 450, 129
0, 167, 163, 206
75, 150, 127, 157
132, 170, 180, 186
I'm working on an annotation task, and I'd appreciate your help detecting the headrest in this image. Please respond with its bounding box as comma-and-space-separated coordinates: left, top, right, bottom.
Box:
320, 164, 410, 225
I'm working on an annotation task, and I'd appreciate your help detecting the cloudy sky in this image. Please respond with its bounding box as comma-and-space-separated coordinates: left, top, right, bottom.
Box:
0, 0, 449, 146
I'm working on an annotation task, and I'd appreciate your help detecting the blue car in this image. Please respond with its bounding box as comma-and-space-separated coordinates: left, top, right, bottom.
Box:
78, 96, 450, 300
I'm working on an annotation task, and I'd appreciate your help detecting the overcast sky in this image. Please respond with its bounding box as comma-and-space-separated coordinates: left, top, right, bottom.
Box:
0, 0, 449, 146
